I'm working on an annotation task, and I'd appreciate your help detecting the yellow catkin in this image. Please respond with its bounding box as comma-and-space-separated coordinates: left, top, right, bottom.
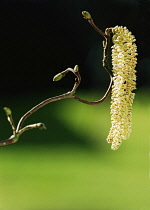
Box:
106, 26, 137, 150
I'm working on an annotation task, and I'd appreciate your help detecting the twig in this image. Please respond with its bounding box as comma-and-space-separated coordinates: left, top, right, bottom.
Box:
0, 11, 113, 146
16, 66, 80, 132
72, 75, 112, 105
82, 11, 112, 76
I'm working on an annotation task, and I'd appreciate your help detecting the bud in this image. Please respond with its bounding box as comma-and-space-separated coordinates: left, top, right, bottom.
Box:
74, 65, 79, 72
4, 107, 12, 116
37, 123, 47, 130
82, 11, 91, 19
53, 73, 63, 82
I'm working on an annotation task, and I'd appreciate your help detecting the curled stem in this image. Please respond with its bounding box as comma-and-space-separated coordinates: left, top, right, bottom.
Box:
72, 75, 112, 105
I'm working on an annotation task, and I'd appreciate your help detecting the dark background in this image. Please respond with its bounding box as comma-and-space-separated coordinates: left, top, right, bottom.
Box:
0, 0, 150, 96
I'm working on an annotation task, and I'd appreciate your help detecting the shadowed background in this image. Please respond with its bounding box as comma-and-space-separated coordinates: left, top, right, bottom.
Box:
0, 0, 150, 209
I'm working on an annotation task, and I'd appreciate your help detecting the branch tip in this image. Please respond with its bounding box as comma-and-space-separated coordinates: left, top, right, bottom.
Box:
74, 65, 79, 72
4, 107, 12, 116
53, 73, 63, 82
37, 123, 47, 130
82, 11, 91, 19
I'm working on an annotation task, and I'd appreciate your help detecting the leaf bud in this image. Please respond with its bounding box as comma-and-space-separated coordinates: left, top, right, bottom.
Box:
4, 107, 12, 116
74, 65, 79, 72
82, 11, 91, 19
53, 73, 63, 82
37, 123, 47, 130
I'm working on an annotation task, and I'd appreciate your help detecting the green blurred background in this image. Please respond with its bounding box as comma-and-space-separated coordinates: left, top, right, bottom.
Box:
0, 89, 150, 210
0, 0, 150, 209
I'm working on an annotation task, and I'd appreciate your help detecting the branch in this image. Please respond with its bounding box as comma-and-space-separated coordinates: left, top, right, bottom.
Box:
0, 11, 113, 146
0, 65, 80, 146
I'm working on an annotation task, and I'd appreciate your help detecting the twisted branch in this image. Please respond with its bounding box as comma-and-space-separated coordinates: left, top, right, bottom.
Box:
0, 11, 112, 146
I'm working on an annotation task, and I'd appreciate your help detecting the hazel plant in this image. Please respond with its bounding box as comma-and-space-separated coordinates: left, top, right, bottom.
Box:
0, 11, 137, 150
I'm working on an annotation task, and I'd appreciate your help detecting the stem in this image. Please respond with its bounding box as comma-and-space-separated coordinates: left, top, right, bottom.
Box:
16, 66, 81, 132
72, 75, 112, 105
0, 135, 19, 146
85, 16, 112, 76
0, 138, 14, 146
88, 18, 108, 38
18, 123, 46, 136
16, 92, 73, 132
9, 115, 16, 135
102, 28, 112, 76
